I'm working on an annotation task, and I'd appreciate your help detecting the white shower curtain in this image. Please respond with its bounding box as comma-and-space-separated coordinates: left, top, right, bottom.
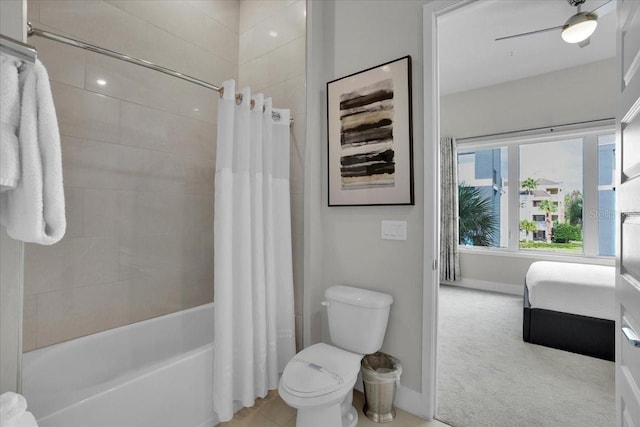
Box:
213, 80, 296, 422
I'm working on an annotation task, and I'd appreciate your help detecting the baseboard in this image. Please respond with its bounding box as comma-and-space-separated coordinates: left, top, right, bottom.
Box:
354, 377, 427, 419
442, 278, 522, 296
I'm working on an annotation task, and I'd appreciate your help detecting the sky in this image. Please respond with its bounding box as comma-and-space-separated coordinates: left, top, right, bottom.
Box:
519, 138, 583, 194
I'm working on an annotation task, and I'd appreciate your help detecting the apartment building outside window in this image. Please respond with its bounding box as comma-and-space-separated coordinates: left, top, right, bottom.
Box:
457, 128, 615, 258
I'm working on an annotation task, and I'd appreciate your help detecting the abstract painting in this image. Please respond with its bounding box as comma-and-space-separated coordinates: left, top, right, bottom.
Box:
327, 56, 413, 206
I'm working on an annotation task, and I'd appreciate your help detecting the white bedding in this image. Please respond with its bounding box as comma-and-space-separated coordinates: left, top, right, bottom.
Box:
526, 261, 616, 321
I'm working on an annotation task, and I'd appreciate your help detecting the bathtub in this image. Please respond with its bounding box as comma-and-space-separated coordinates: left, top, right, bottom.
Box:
22, 303, 217, 427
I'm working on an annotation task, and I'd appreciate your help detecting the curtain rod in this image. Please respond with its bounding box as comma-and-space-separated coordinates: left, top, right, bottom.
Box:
0, 33, 37, 65
456, 118, 614, 143
27, 23, 292, 125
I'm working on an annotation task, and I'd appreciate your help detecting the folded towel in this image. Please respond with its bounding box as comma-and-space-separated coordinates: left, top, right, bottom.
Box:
0, 59, 66, 245
0, 54, 21, 191
0, 392, 39, 427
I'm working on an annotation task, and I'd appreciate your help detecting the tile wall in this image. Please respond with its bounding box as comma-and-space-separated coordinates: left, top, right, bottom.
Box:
23, 0, 306, 352
237, 0, 306, 351
23, 0, 240, 350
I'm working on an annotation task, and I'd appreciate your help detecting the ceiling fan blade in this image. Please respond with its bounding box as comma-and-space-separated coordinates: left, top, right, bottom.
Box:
578, 37, 591, 48
495, 25, 563, 42
589, 0, 614, 17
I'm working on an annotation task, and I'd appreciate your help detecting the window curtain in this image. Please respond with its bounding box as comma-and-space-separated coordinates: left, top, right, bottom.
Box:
213, 80, 296, 422
440, 136, 461, 281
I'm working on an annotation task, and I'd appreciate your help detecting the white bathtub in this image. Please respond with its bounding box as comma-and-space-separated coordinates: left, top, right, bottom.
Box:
22, 303, 216, 427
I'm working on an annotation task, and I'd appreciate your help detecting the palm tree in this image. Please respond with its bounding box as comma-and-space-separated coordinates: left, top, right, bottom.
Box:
522, 177, 538, 195
519, 219, 537, 242
564, 190, 583, 225
458, 184, 498, 246
538, 199, 557, 244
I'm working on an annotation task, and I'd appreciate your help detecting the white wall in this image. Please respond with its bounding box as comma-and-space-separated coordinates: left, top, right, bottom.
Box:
305, 0, 431, 400
0, 0, 26, 394
0, 229, 23, 394
441, 58, 616, 294
305, 2, 617, 416
441, 58, 616, 139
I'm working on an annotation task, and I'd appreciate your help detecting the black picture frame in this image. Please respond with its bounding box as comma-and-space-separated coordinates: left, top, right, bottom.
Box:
327, 55, 414, 206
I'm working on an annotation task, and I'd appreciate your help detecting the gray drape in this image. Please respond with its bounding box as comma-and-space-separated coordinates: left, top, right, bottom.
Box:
440, 136, 461, 281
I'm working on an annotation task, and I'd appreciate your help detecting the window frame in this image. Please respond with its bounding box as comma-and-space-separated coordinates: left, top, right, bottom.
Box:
456, 123, 615, 260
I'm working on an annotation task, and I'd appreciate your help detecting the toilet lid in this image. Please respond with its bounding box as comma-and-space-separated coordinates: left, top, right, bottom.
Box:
281, 343, 362, 397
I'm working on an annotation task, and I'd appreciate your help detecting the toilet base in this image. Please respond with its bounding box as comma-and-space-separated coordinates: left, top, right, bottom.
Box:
294, 402, 358, 427
340, 389, 358, 427
343, 405, 358, 427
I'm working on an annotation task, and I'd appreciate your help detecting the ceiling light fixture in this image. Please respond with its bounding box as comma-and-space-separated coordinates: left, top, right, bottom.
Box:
561, 11, 598, 44
495, 0, 613, 49
269, 30, 278, 37
96, 78, 107, 86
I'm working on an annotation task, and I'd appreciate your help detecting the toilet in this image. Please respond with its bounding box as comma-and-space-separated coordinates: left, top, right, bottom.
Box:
278, 285, 393, 427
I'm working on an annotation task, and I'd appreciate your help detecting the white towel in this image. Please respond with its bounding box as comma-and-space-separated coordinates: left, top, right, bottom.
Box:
0, 392, 39, 427
0, 59, 66, 245
0, 54, 21, 191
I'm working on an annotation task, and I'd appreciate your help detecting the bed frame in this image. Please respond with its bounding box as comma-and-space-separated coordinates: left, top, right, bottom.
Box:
523, 283, 614, 361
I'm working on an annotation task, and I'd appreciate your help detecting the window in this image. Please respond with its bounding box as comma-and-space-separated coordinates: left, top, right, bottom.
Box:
533, 200, 559, 208
597, 135, 616, 256
520, 137, 583, 253
457, 147, 508, 248
457, 129, 615, 257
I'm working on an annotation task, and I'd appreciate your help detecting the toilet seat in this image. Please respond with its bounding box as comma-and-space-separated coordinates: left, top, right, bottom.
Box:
281, 343, 362, 399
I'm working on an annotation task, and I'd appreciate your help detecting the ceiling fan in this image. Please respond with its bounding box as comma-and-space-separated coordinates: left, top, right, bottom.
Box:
495, 0, 614, 48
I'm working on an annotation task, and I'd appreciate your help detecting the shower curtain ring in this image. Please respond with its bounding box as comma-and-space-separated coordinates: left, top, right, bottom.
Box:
218, 87, 224, 99
250, 99, 255, 110
235, 93, 243, 105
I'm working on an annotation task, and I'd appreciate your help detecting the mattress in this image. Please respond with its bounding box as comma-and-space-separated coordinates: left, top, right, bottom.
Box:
525, 261, 616, 321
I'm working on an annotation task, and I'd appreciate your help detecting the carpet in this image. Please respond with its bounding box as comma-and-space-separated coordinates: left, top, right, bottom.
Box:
437, 285, 615, 427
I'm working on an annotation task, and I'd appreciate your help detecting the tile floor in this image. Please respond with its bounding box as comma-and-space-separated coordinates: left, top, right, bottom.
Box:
218, 390, 449, 427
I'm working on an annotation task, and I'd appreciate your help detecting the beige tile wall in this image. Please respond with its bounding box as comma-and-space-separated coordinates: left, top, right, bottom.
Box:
23, 0, 306, 352
23, 0, 238, 351
238, 0, 306, 351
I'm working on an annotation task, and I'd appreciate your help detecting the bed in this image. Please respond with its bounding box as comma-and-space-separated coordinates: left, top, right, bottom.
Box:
523, 261, 615, 361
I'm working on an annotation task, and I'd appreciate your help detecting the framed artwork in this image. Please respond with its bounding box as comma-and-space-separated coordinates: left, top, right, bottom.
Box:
327, 55, 414, 206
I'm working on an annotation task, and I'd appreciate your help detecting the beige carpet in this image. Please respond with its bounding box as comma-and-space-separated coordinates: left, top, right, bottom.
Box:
437, 285, 614, 427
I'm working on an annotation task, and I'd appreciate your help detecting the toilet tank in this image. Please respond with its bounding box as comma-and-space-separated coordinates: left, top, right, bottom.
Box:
324, 285, 393, 354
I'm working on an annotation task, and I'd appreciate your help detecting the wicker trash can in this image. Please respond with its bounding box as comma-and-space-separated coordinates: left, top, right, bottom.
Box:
361, 352, 402, 423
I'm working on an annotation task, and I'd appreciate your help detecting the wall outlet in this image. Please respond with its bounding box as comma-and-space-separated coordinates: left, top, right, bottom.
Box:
381, 220, 407, 241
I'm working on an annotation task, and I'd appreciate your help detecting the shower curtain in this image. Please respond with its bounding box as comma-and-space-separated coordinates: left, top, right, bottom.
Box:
213, 80, 296, 422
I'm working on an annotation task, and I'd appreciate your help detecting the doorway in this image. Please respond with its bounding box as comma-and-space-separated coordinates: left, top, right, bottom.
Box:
425, 1, 617, 425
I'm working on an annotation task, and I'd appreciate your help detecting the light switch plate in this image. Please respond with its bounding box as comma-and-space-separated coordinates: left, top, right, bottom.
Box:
381, 220, 407, 240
